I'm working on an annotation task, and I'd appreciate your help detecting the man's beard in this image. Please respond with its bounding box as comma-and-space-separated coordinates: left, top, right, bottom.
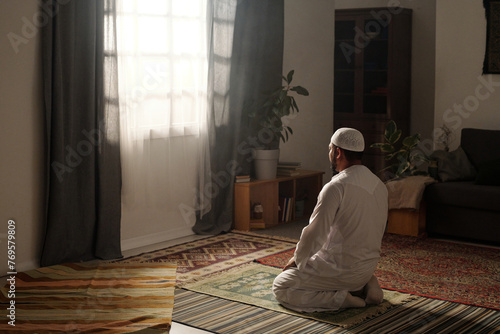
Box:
331, 164, 338, 175
330, 155, 338, 175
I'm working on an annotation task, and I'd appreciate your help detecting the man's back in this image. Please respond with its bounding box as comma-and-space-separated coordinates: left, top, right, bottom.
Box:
295, 165, 388, 280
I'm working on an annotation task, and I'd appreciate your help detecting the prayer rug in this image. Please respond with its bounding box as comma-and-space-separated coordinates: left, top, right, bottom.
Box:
180, 262, 415, 328
115, 231, 296, 283
256, 233, 500, 310
0, 262, 176, 333
174, 289, 500, 334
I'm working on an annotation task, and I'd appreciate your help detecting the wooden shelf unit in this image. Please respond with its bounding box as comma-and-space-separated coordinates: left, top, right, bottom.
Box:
234, 170, 324, 231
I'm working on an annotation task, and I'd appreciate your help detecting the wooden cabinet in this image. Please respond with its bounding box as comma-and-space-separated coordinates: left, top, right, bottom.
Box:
234, 170, 324, 231
334, 8, 412, 176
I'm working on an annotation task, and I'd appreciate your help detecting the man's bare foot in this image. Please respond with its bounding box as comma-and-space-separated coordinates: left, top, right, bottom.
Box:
341, 292, 367, 308
364, 275, 384, 305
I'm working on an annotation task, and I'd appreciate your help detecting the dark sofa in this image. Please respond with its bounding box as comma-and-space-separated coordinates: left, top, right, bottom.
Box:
424, 128, 500, 245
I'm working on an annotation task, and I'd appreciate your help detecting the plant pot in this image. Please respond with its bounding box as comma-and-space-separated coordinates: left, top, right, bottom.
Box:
254, 149, 279, 180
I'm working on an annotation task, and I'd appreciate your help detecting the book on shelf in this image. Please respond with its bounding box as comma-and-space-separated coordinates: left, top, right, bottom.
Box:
278, 161, 301, 169
279, 196, 294, 222
235, 175, 251, 183
250, 219, 266, 229
278, 161, 301, 167
277, 161, 301, 176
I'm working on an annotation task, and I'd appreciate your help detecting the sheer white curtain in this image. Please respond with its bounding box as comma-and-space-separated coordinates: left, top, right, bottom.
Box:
116, 0, 211, 245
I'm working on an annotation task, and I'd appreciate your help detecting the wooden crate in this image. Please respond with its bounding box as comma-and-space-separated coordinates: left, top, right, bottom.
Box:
386, 200, 426, 237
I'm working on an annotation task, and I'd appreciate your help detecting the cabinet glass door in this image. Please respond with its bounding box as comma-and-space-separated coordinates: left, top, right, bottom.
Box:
362, 19, 388, 115
334, 20, 356, 114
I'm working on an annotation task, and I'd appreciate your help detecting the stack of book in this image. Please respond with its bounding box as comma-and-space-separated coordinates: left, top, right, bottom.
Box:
277, 161, 301, 176
235, 175, 251, 183
279, 196, 294, 222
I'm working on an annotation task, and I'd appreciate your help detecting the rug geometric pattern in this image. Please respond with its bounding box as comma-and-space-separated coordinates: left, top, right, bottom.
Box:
0, 262, 177, 333
256, 233, 500, 310
116, 232, 296, 282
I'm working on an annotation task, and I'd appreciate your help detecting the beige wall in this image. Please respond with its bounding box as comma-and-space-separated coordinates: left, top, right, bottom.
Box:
435, 0, 500, 150
0, 0, 44, 273
281, 0, 336, 183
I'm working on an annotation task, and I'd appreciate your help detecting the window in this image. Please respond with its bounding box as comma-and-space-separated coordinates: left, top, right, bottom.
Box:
116, 0, 208, 138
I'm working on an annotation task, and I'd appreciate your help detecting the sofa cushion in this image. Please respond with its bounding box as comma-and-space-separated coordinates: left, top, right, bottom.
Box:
430, 147, 476, 182
425, 181, 500, 212
475, 158, 500, 186
461, 128, 500, 169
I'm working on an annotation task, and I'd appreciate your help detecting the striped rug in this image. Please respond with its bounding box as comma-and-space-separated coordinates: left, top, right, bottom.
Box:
173, 289, 500, 333
0, 262, 176, 333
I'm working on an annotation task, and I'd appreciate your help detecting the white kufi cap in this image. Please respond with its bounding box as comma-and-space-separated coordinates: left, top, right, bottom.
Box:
331, 127, 365, 152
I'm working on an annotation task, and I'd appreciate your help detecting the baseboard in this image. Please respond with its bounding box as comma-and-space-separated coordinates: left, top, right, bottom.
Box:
121, 226, 194, 252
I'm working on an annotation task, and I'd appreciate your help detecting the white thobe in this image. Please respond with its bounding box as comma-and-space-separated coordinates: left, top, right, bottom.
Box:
272, 165, 388, 312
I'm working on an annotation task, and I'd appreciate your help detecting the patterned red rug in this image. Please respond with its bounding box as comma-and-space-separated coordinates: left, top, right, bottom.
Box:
256, 233, 500, 310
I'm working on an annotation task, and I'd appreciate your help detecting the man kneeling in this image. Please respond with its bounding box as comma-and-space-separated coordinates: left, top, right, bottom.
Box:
272, 128, 388, 312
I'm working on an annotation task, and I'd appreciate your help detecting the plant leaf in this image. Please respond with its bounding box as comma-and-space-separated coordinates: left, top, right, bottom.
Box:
389, 129, 402, 145
411, 152, 430, 163
380, 143, 394, 153
402, 133, 420, 148
286, 70, 294, 84
291, 97, 299, 113
371, 143, 394, 152
396, 161, 410, 176
291, 86, 309, 96
282, 96, 292, 115
384, 120, 397, 141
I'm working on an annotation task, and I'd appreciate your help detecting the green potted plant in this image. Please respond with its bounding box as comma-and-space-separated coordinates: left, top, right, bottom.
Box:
370, 120, 429, 180
248, 70, 309, 179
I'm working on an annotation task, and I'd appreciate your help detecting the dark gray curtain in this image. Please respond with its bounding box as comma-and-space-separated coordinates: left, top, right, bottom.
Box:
193, 0, 284, 234
41, 0, 122, 266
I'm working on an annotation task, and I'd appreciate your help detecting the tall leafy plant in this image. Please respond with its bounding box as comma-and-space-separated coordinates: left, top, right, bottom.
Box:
371, 120, 429, 179
248, 70, 309, 148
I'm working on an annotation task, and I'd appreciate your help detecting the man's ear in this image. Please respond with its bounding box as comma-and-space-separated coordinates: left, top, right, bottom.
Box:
336, 147, 343, 160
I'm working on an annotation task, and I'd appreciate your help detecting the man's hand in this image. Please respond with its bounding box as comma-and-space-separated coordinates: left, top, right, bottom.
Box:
283, 257, 297, 271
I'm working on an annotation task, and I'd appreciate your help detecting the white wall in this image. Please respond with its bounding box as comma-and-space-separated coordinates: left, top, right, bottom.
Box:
0, 0, 45, 273
435, 0, 500, 150
281, 0, 336, 183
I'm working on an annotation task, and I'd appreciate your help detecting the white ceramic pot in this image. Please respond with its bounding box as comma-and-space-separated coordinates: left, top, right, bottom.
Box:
254, 149, 279, 180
